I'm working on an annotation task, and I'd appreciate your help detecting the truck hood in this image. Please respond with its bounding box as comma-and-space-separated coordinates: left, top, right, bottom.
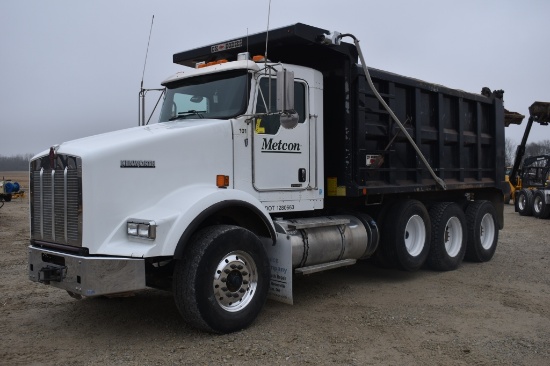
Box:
34, 119, 235, 250
35, 120, 230, 159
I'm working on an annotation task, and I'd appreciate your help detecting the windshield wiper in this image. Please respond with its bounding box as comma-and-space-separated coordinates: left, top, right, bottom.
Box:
169, 110, 206, 121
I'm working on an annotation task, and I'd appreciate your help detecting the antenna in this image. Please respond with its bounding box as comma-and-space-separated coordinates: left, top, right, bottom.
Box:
246, 28, 249, 105
265, 0, 272, 113
138, 15, 164, 126
264, 0, 271, 63
141, 15, 155, 92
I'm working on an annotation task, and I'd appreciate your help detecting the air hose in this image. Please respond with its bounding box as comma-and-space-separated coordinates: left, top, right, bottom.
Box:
336, 33, 446, 190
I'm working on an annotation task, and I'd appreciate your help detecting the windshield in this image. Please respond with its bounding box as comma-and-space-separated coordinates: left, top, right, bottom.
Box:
159, 70, 250, 122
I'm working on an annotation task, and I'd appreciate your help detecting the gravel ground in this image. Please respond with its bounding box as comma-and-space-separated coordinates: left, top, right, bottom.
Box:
1, 171, 549, 365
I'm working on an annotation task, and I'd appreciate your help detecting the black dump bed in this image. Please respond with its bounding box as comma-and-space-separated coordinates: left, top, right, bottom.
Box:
173, 23, 506, 197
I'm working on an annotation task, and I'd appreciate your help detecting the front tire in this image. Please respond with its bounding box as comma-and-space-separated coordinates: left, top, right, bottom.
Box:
465, 201, 499, 262
173, 225, 270, 333
427, 203, 467, 271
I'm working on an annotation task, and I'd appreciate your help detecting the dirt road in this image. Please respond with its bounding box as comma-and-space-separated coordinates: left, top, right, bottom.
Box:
1, 171, 549, 365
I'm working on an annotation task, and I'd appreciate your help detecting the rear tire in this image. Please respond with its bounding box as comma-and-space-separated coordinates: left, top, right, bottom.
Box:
532, 190, 550, 219
465, 201, 498, 262
516, 189, 533, 216
173, 225, 270, 333
381, 199, 430, 271
427, 203, 467, 271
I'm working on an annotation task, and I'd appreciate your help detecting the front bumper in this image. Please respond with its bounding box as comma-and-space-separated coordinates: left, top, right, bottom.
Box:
28, 246, 146, 297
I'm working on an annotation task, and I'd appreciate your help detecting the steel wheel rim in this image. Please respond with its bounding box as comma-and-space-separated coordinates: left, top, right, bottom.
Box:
444, 216, 463, 257
534, 196, 542, 213
213, 251, 258, 312
480, 213, 495, 250
518, 194, 526, 210
404, 215, 426, 257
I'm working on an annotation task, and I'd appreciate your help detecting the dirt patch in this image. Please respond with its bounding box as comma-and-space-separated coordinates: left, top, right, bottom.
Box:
1, 170, 549, 365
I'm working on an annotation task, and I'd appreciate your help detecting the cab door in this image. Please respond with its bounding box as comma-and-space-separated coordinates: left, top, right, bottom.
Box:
252, 76, 309, 191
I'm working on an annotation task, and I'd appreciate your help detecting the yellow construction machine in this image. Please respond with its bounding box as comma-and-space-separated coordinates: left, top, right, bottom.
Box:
506, 101, 550, 217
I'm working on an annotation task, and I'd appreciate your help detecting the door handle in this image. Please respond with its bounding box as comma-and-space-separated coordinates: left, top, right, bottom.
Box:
298, 168, 306, 182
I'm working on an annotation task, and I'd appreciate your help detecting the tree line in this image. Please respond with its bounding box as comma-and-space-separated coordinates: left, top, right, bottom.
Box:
0, 154, 34, 171
505, 139, 550, 167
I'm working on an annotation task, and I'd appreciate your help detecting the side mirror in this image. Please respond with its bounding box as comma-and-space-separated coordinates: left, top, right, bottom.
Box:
277, 70, 294, 111
277, 69, 299, 129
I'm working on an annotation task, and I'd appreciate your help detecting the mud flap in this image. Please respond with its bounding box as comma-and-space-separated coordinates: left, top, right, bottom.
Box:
262, 233, 293, 305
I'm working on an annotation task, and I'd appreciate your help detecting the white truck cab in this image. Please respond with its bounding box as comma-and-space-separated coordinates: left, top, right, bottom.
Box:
161, 58, 324, 209
29, 51, 336, 333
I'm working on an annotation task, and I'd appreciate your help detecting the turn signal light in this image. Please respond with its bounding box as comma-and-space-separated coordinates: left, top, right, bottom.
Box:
216, 175, 229, 188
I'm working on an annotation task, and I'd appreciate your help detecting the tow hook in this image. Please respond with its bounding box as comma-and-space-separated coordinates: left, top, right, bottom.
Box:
38, 264, 67, 284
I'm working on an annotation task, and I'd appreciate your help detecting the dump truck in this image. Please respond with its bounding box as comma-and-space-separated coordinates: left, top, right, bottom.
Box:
28, 23, 510, 333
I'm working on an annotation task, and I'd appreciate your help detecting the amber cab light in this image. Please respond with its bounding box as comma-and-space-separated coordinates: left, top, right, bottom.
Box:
216, 175, 229, 188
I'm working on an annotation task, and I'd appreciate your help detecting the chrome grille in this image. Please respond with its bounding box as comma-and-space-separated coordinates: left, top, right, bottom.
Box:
30, 154, 82, 246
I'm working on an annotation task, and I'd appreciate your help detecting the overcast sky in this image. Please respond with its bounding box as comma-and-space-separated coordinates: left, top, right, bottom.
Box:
1, 0, 549, 157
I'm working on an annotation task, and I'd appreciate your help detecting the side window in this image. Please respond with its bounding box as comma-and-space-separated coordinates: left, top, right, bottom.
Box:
255, 78, 306, 135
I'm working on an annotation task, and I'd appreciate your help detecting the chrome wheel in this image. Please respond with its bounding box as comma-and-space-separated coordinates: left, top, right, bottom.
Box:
213, 250, 258, 312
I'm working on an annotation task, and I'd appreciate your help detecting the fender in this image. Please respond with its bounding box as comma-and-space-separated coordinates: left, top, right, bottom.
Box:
173, 198, 276, 259
95, 185, 275, 258
162, 187, 276, 258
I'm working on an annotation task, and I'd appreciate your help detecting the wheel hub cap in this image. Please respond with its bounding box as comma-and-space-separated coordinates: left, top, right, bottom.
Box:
444, 217, 462, 257
213, 251, 258, 312
480, 213, 495, 250
404, 215, 426, 257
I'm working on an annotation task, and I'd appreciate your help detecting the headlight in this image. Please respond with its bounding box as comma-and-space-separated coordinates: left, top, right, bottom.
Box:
127, 220, 156, 240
